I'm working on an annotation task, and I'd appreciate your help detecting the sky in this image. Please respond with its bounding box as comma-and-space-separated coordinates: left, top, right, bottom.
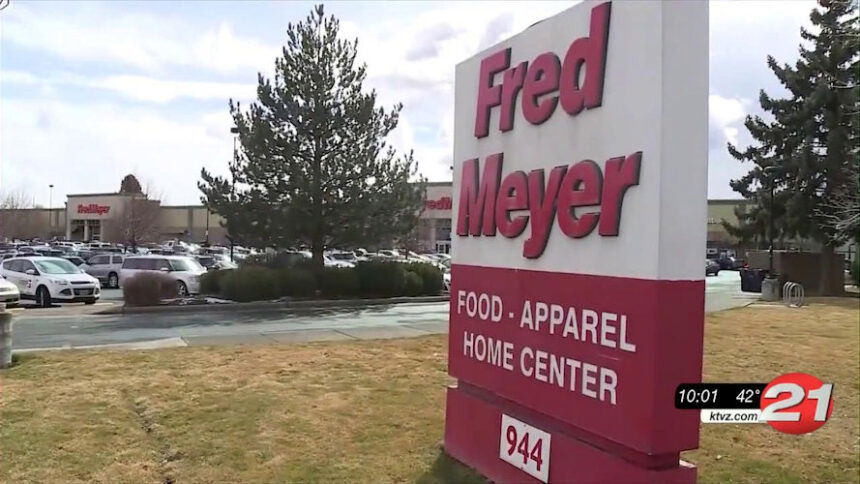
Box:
0, 0, 815, 206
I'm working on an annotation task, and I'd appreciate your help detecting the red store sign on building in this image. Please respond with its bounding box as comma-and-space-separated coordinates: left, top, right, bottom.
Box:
444, 1, 708, 482
77, 204, 111, 215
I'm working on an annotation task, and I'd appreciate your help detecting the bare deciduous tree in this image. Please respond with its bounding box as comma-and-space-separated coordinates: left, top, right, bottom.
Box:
104, 182, 163, 249
817, 161, 860, 244
0, 190, 41, 240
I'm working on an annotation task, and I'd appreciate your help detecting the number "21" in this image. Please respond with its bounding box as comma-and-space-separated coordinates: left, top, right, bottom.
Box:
761, 383, 833, 421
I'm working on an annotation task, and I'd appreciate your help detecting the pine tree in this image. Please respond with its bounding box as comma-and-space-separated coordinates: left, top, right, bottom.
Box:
726, 0, 858, 295
199, 5, 426, 271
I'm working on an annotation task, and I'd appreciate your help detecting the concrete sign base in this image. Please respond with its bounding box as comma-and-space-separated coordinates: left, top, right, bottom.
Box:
446, 383, 696, 483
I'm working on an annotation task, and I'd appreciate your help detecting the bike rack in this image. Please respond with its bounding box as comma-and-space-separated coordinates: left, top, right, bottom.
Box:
782, 282, 805, 308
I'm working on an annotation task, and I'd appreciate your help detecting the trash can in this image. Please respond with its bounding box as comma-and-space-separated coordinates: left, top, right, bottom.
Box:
740, 268, 768, 293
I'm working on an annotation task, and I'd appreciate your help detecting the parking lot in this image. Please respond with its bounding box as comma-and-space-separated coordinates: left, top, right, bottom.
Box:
7, 270, 756, 352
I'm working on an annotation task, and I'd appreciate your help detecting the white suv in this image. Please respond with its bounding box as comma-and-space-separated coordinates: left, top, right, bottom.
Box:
120, 255, 205, 296
0, 256, 101, 307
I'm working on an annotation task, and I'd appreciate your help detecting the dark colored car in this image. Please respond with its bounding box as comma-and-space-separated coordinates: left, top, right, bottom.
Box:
716, 256, 742, 270
706, 259, 720, 276
62, 256, 87, 267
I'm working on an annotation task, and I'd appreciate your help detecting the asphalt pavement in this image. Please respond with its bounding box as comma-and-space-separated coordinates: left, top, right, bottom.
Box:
9, 271, 755, 352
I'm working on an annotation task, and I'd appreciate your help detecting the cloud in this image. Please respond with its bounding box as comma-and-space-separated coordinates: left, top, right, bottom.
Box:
339, 2, 575, 181
709, 94, 747, 148
706, 0, 814, 198
2, 70, 255, 104
479, 13, 515, 50
406, 23, 461, 61
1, 4, 278, 74
97, 76, 254, 104
1, 0, 821, 202
1, 98, 234, 206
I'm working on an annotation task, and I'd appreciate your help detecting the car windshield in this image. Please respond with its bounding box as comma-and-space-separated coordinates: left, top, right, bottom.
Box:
331, 253, 354, 260
34, 259, 82, 274
170, 258, 204, 272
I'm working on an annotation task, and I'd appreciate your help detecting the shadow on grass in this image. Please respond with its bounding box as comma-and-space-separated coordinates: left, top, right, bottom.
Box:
415, 449, 486, 484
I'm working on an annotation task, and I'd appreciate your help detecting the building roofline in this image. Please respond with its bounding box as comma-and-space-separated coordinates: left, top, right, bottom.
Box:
709, 198, 748, 204
66, 192, 125, 198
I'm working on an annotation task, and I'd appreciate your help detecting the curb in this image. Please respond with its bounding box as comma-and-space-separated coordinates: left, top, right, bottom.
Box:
97, 295, 450, 315
12, 337, 188, 354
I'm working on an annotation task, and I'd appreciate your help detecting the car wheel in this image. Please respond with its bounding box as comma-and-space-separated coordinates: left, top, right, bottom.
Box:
177, 281, 188, 297
714, 270, 720, 276
108, 272, 119, 289
36, 286, 51, 308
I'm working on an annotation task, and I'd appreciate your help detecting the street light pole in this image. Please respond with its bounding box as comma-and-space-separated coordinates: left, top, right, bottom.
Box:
48, 184, 54, 239
230, 126, 239, 163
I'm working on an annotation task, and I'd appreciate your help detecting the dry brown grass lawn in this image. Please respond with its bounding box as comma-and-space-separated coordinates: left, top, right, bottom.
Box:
685, 297, 860, 484
0, 298, 857, 483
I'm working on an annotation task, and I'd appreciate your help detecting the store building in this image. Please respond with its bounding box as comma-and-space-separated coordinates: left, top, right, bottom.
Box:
415, 182, 453, 253
1, 179, 765, 255
0, 190, 228, 245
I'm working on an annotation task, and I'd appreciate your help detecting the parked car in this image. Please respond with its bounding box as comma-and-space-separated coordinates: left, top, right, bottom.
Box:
0, 256, 100, 307
706, 259, 720, 276
0, 277, 20, 307
120, 255, 206, 297
195, 255, 238, 271
376, 249, 400, 258
327, 251, 358, 264
324, 255, 354, 268
62, 256, 87, 267
85, 253, 124, 288
716, 256, 742, 270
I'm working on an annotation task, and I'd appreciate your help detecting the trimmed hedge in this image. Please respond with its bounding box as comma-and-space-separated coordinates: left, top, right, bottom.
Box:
220, 266, 280, 302
278, 268, 317, 297
199, 269, 230, 295
403, 271, 423, 296
123, 272, 179, 306
320, 267, 359, 297
207, 260, 446, 302
406, 262, 444, 295
355, 261, 406, 297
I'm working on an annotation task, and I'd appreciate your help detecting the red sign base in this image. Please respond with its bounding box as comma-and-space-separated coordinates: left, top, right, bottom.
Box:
445, 384, 696, 483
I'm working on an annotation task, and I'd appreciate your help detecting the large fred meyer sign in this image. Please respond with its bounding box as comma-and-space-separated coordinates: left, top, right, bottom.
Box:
444, 2, 708, 483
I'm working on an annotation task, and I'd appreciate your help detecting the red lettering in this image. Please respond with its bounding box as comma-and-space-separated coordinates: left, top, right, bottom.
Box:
472, 2, 611, 137
522, 165, 567, 259
456, 154, 503, 236
495, 171, 529, 238
557, 160, 603, 238
474, 50, 511, 138
599, 152, 642, 236
559, 2, 611, 115
499, 62, 528, 132
521, 53, 560, 125
425, 197, 452, 211
77, 204, 110, 215
456, 150, 642, 257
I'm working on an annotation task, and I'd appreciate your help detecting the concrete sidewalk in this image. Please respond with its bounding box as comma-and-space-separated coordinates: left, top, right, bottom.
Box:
15, 322, 449, 353
10, 272, 755, 354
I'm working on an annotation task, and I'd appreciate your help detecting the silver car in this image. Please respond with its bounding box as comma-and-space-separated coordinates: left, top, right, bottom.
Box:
120, 255, 205, 297
85, 254, 124, 288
